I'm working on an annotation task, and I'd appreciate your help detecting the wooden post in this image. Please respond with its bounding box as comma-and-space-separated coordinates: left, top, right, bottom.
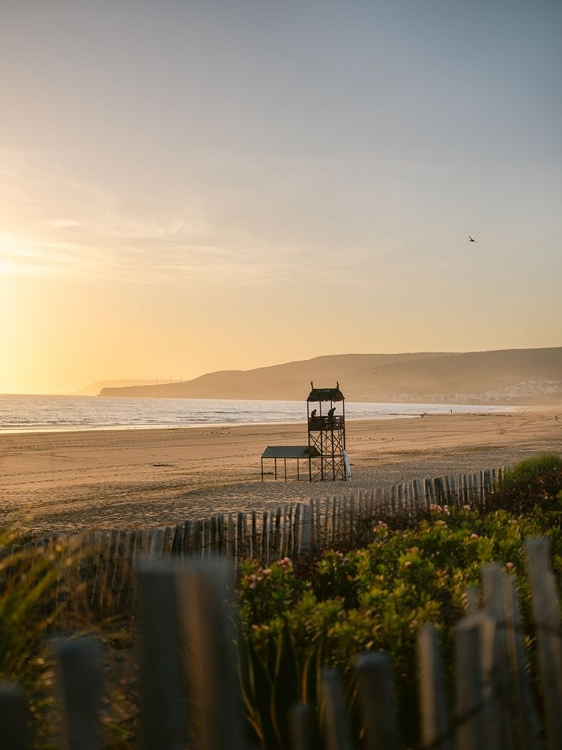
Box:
139, 528, 150, 556
287, 503, 295, 557
309, 499, 316, 546
299, 504, 312, 554
434, 476, 445, 506
235, 513, 244, 560
355, 652, 399, 750
461, 474, 468, 506
418, 624, 452, 750
293, 503, 302, 558
210, 516, 218, 556
262, 510, 269, 563
203, 519, 211, 560
455, 616, 485, 750
192, 520, 202, 558
149, 529, 164, 560
397, 483, 404, 513
503, 573, 541, 749
176, 560, 243, 750
479, 469, 486, 505
425, 477, 435, 508
251, 511, 257, 559
89, 532, 105, 610
162, 526, 173, 558
273, 506, 282, 559
226, 513, 234, 560
390, 484, 398, 515
321, 498, 328, 548
0, 680, 28, 750
335, 497, 343, 542
137, 561, 185, 750
481, 564, 516, 750
52, 637, 103, 750
320, 668, 353, 750
525, 538, 562, 750
116, 531, 133, 611
327, 496, 334, 544
180, 521, 190, 560
413, 479, 424, 512
171, 524, 183, 556
468, 472, 479, 506
475, 610, 503, 749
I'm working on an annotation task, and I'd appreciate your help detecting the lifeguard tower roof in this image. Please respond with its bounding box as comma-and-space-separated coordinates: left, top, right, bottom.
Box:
307, 385, 344, 402
261, 446, 320, 459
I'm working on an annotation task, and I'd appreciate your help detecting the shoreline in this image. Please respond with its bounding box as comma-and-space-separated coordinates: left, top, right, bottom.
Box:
0, 413, 423, 436
1, 408, 560, 535
0, 396, 521, 435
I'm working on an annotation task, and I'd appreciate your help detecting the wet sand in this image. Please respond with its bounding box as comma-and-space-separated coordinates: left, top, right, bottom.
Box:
1, 408, 560, 534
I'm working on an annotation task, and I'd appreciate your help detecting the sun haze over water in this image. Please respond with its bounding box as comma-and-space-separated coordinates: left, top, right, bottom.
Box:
1, 1, 560, 394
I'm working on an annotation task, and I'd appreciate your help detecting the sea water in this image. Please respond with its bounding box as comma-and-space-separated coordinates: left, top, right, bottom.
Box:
0, 394, 512, 434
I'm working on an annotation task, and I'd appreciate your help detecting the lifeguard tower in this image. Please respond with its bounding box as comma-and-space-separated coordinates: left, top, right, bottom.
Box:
307, 382, 349, 481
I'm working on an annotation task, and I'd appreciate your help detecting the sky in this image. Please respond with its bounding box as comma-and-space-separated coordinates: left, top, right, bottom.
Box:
1, 0, 561, 394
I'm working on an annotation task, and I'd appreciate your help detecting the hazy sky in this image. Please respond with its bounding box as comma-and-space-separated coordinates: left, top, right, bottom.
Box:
1, 0, 560, 394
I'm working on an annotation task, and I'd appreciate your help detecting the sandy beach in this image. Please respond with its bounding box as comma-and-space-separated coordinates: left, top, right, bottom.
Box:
1, 407, 561, 535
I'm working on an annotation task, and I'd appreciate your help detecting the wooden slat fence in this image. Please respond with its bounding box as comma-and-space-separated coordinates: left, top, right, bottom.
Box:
1, 467, 507, 618
1, 536, 561, 749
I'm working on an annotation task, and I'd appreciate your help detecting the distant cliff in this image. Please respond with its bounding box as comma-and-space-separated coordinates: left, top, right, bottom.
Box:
98, 348, 562, 405
76, 379, 159, 396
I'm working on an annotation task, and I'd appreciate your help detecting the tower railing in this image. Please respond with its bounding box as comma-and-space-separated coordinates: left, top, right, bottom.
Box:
308, 415, 344, 432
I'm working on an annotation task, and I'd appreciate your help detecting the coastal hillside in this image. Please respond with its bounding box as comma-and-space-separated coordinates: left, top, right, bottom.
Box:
76, 379, 159, 396
98, 347, 562, 405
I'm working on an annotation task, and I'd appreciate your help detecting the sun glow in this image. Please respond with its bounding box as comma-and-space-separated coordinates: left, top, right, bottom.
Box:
0, 232, 36, 277
0, 230, 84, 281
0, 4, 560, 396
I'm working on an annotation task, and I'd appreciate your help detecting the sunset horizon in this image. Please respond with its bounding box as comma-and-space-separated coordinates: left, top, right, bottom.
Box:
0, 343, 559, 397
2, 2, 560, 395
2, 6, 562, 740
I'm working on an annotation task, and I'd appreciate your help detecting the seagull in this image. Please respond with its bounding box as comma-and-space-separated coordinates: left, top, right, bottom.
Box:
468, 235, 477, 243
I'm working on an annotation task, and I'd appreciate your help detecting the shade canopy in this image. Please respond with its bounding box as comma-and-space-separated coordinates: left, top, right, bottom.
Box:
261, 445, 320, 459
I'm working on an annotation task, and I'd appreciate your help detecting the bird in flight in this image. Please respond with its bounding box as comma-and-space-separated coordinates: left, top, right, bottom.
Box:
468, 235, 477, 242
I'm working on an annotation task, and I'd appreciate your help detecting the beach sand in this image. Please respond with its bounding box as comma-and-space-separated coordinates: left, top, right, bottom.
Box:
1, 407, 560, 535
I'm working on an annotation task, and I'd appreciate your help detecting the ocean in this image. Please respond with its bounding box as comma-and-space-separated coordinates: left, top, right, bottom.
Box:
0, 394, 512, 434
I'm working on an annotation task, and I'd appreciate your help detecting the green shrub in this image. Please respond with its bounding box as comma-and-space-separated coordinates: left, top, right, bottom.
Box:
490, 453, 562, 512
237, 506, 549, 748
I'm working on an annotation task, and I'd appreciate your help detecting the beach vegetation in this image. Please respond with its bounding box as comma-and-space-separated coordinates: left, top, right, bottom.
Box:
0, 531, 138, 749
237, 493, 562, 747
489, 452, 562, 513
0, 530, 79, 746
2, 454, 562, 747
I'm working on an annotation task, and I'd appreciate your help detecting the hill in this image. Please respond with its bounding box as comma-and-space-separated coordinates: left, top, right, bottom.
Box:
76, 379, 159, 396
98, 348, 562, 405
